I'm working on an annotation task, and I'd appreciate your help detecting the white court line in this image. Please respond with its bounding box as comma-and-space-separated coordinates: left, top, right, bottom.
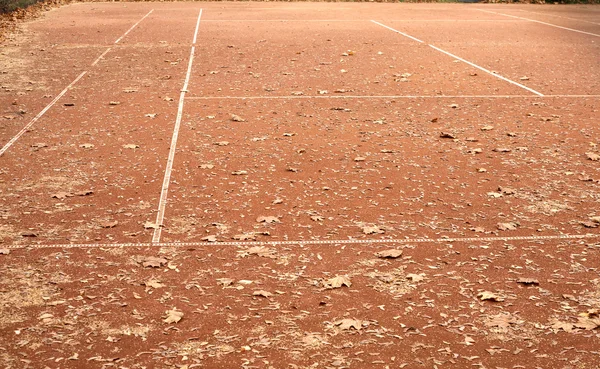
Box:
114, 9, 154, 44
371, 20, 424, 43
200, 19, 527, 22
152, 9, 203, 244
371, 20, 544, 97
516, 9, 600, 26
5, 233, 599, 250
91, 47, 112, 67
186, 94, 600, 100
0, 10, 153, 157
0, 71, 87, 157
477, 9, 600, 38
428, 45, 544, 96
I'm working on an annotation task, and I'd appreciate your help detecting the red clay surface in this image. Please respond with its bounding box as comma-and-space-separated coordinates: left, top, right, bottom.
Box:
0, 2, 599, 369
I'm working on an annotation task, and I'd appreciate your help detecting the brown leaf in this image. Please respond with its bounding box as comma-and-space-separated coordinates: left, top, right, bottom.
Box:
252, 290, 273, 298
323, 275, 352, 289
144, 221, 160, 229
244, 246, 274, 257
74, 190, 93, 196
100, 221, 118, 229
375, 249, 403, 259
497, 222, 519, 231
485, 313, 518, 329
334, 318, 363, 331
233, 233, 256, 241
574, 317, 600, 330
549, 318, 574, 332
216, 278, 234, 287
141, 256, 168, 268
145, 279, 165, 289
361, 224, 384, 235
516, 277, 539, 285
580, 220, 598, 228
163, 309, 183, 324
586, 152, 600, 161
477, 291, 504, 302
51, 191, 73, 199
257, 216, 280, 224
406, 273, 425, 282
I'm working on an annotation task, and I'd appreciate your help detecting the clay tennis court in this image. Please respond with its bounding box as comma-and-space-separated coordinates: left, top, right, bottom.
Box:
1, 1, 599, 368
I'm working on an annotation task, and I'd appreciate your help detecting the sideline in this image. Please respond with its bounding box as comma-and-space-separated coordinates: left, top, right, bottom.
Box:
0, 9, 154, 157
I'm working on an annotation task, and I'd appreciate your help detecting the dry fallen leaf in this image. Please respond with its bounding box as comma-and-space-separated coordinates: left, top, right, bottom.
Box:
163, 309, 184, 324
485, 313, 518, 329
144, 221, 160, 229
586, 152, 600, 161
323, 275, 352, 289
334, 318, 363, 331
549, 318, 574, 332
361, 224, 384, 235
141, 256, 168, 268
100, 220, 118, 229
497, 222, 519, 231
216, 278, 234, 287
375, 249, 403, 259
257, 216, 280, 224
233, 233, 256, 241
244, 246, 274, 257
406, 273, 425, 282
477, 291, 504, 302
253, 290, 273, 298
145, 279, 165, 289
51, 191, 72, 199
516, 277, 539, 285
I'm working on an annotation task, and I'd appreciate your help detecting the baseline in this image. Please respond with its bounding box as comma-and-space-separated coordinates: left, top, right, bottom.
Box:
5, 233, 599, 250
186, 94, 600, 100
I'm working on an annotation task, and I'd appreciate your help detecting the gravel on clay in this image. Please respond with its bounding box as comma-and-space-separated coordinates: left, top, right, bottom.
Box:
0, 2, 599, 369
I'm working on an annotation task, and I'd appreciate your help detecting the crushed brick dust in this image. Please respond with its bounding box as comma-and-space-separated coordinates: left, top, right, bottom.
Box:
0, 2, 599, 368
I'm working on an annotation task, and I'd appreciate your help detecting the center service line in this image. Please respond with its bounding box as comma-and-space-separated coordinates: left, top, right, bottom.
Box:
152, 9, 203, 244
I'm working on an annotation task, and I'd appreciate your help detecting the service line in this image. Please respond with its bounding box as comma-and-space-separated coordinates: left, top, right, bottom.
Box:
371, 20, 544, 97
152, 9, 203, 244
477, 9, 600, 38
0, 9, 154, 157
186, 94, 600, 100
5, 233, 599, 250
515, 9, 600, 26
